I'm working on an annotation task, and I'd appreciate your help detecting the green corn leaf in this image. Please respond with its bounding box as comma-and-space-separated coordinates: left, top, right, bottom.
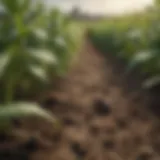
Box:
0, 102, 56, 122
126, 51, 154, 72
142, 75, 160, 89
0, 53, 10, 78
132, 51, 153, 62
33, 28, 48, 40
28, 49, 57, 65
54, 36, 67, 48
29, 65, 48, 82
0, 102, 59, 132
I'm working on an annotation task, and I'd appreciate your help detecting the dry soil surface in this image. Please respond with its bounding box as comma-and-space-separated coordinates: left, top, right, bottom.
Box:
25, 39, 160, 160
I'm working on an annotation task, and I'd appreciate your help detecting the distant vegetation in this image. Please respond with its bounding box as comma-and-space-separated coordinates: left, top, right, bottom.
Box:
89, 1, 160, 90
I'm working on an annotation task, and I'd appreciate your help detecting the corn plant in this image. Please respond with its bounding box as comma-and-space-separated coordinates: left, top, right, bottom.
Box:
89, 6, 160, 90
0, 0, 54, 102
45, 9, 78, 75
0, 0, 81, 132
0, 0, 80, 102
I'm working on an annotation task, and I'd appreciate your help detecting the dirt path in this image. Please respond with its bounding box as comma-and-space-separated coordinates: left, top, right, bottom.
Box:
31, 40, 160, 160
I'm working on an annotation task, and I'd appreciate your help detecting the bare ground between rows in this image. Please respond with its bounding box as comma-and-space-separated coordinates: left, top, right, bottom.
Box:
0, 39, 160, 160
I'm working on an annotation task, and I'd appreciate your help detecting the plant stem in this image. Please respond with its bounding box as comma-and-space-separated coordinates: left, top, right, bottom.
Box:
5, 78, 14, 104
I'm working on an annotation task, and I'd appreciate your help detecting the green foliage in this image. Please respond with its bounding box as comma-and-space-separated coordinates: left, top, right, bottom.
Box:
0, 0, 84, 133
0, 0, 81, 102
0, 102, 55, 121
89, 8, 160, 89
0, 102, 58, 132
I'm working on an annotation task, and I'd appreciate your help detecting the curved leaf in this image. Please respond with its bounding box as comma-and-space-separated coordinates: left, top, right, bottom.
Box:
29, 65, 48, 82
0, 102, 57, 123
32, 28, 48, 40
28, 49, 57, 65
127, 51, 154, 72
54, 36, 67, 48
142, 75, 160, 89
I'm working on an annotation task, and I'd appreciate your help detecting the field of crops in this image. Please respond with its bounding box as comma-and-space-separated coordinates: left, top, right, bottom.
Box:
1, 0, 160, 160
89, 6, 160, 90
0, 0, 85, 136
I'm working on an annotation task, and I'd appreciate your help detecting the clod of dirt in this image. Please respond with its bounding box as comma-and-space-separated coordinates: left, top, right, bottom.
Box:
0, 133, 11, 143
133, 135, 143, 146
93, 99, 111, 116
136, 153, 152, 160
62, 117, 76, 126
136, 147, 153, 160
70, 142, 87, 158
103, 139, 115, 149
12, 119, 22, 128
130, 108, 140, 118
52, 132, 62, 143
89, 125, 99, 136
41, 97, 60, 108
0, 149, 29, 160
149, 102, 160, 117
22, 137, 39, 153
116, 119, 128, 129
12, 130, 54, 152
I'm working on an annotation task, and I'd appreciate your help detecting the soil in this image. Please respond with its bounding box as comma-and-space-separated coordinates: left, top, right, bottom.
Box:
0, 38, 160, 160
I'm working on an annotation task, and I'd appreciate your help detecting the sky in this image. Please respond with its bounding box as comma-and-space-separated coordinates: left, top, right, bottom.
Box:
44, 0, 154, 15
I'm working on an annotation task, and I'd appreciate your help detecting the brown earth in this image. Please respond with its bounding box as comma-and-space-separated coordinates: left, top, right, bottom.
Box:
1, 39, 160, 160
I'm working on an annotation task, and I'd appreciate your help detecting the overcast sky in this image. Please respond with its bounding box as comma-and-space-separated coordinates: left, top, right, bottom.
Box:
44, 0, 154, 15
